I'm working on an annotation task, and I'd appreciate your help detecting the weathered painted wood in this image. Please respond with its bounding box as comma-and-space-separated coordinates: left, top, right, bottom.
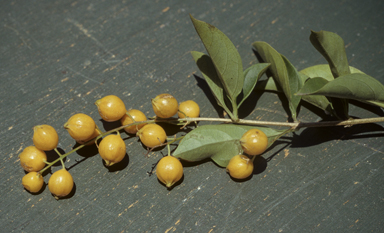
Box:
0, 0, 383, 232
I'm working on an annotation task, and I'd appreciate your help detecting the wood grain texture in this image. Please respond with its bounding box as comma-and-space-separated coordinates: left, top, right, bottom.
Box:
0, 0, 383, 232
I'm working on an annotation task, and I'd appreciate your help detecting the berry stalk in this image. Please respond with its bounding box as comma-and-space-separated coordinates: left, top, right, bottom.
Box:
36, 116, 384, 175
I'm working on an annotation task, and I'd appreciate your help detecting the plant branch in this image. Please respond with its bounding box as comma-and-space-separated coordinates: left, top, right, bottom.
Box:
155, 116, 384, 129
37, 116, 384, 174
296, 117, 384, 129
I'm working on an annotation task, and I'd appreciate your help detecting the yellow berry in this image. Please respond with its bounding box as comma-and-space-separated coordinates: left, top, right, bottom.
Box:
240, 129, 268, 156
76, 125, 102, 146
33, 124, 59, 151
22, 172, 44, 193
95, 95, 126, 122
226, 155, 254, 179
178, 100, 200, 118
137, 124, 166, 148
151, 93, 178, 118
156, 156, 183, 188
98, 134, 126, 166
120, 109, 147, 134
19, 146, 47, 172
48, 169, 74, 199
64, 113, 96, 141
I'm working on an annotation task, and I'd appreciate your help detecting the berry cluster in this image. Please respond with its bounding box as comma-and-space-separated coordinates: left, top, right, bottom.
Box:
19, 93, 268, 199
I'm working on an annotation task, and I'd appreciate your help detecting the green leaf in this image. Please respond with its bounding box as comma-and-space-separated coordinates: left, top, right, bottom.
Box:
255, 75, 335, 115
191, 51, 233, 117
298, 77, 329, 95
309, 31, 352, 119
299, 67, 350, 119
297, 77, 341, 118
300, 64, 364, 81
252, 41, 303, 121
259, 64, 364, 93
190, 15, 244, 102
363, 100, 384, 108
296, 73, 384, 104
282, 55, 303, 120
238, 63, 270, 108
254, 77, 281, 92
173, 124, 286, 167
299, 64, 368, 118
299, 74, 336, 115
302, 95, 335, 115
309, 31, 350, 78
299, 64, 383, 111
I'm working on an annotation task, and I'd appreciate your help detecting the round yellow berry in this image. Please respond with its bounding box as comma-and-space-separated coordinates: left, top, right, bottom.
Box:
178, 100, 200, 118
19, 146, 47, 172
226, 155, 254, 179
95, 95, 126, 122
137, 124, 166, 148
48, 169, 74, 199
151, 93, 178, 118
156, 156, 183, 188
22, 172, 44, 193
33, 124, 59, 151
120, 109, 147, 134
64, 113, 96, 141
98, 134, 126, 166
240, 129, 268, 156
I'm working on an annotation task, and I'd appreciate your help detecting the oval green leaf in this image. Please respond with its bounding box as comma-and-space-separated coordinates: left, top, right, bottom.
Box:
255, 75, 336, 116
309, 31, 350, 78
296, 73, 384, 104
298, 77, 329, 95
299, 74, 336, 116
299, 65, 382, 110
299, 64, 367, 118
238, 63, 270, 108
252, 41, 303, 121
282, 54, 303, 120
191, 51, 233, 117
173, 124, 287, 167
190, 15, 244, 102
300, 64, 364, 81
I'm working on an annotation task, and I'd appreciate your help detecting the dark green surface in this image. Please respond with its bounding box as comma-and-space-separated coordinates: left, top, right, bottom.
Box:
1, 0, 383, 232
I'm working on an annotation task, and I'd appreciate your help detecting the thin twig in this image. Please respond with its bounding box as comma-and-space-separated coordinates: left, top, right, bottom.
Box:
155, 116, 384, 129
37, 116, 384, 174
